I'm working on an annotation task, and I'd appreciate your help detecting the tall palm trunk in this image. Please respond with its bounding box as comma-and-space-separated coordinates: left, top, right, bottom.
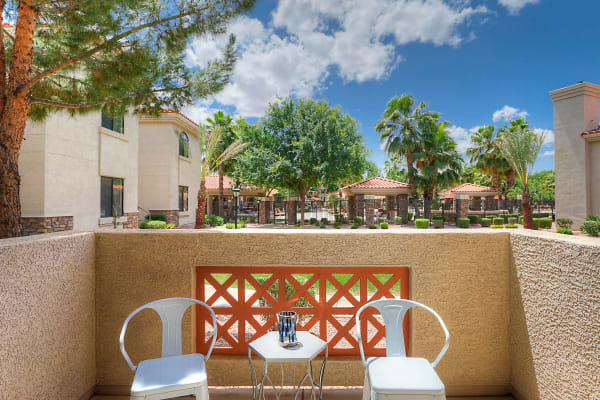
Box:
195, 180, 207, 228
491, 170, 502, 210
522, 185, 533, 229
406, 151, 420, 218
0, 3, 39, 238
299, 187, 306, 226
218, 164, 224, 217
423, 188, 434, 219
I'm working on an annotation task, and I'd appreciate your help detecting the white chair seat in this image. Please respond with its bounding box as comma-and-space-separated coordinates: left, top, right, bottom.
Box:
131, 353, 207, 397
368, 357, 444, 396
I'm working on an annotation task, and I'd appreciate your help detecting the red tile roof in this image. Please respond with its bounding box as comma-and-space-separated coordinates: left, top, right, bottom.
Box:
163, 109, 199, 127
582, 127, 600, 136
342, 176, 410, 190
440, 183, 497, 194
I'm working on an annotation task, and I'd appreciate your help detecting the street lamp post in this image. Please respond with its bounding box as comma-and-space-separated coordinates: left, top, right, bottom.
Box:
233, 188, 241, 229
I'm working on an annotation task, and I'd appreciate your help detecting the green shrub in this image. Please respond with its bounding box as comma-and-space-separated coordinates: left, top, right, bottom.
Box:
457, 218, 470, 228
480, 218, 491, 227
467, 215, 479, 224
491, 225, 504, 229
334, 224, 341, 229
585, 215, 600, 223
206, 215, 224, 227
147, 214, 166, 222
166, 223, 175, 229
225, 223, 235, 229
350, 224, 359, 229
368, 224, 378, 229
353, 216, 363, 224
408, 211, 414, 221
310, 217, 318, 224
507, 217, 517, 224
377, 217, 385, 224
432, 214, 444, 220
380, 222, 389, 229
505, 224, 518, 229
498, 214, 509, 223
518, 216, 524, 224
581, 220, 600, 236
557, 227, 573, 235
394, 216, 404, 225
142, 220, 168, 229
532, 218, 541, 229
415, 219, 429, 229
542, 217, 553, 228
294, 222, 301, 227
240, 220, 247, 228
493, 217, 504, 225
333, 221, 341, 228
139, 221, 149, 229
321, 217, 329, 225
432, 219, 444, 229
319, 224, 326, 229
313, 221, 320, 227
556, 218, 573, 229
509, 213, 519, 218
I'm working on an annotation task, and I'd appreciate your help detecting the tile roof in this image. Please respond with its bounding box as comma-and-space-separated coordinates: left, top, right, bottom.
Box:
440, 183, 497, 194
342, 176, 410, 190
162, 109, 199, 127
582, 127, 600, 136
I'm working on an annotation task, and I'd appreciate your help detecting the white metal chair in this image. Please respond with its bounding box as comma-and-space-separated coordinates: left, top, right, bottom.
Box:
356, 299, 450, 400
120, 297, 217, 400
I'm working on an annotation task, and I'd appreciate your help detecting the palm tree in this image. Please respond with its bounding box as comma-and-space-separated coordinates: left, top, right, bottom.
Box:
465, 125, 510, 207
497, 123, 546, 229
413, 119, 463, 218
206, 111, 237, 218
375, 94, 433, 218
195, 126, 248, 228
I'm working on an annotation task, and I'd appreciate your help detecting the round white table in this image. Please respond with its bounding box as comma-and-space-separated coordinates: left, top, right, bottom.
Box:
248, 331, 328, 400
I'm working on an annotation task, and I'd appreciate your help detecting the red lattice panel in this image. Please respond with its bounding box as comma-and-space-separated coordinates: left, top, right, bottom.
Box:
195, 266, 409, 356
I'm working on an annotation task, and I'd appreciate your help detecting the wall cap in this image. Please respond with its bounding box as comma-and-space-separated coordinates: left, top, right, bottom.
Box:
549, 82, 600, 102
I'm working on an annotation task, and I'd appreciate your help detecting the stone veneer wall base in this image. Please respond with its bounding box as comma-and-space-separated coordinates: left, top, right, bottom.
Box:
21, 215, 74, 235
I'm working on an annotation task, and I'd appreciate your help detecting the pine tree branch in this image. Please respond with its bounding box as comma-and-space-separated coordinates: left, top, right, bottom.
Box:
27, 6, 210, 90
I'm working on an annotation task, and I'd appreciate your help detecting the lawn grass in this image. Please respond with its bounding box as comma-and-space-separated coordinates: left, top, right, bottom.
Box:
207, 273, 402, 296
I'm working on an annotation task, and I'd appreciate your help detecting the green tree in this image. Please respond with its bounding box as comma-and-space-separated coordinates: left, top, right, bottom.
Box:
383, 156, 408, 183
375, 94, 436, 217
498, 122, 546, 229
206, 110, 238, 217
0, 0, 255, 238
195, 126, 247, 228
459, 165, 493, 187
413, 119, 463, 218
234, 98, 369, 225
365, 160, 380, 178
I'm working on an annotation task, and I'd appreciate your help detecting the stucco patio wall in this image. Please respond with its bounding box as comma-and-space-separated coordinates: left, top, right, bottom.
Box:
509, 231, 600, 400
0, 232, 96, 400
94, 230, 512, 397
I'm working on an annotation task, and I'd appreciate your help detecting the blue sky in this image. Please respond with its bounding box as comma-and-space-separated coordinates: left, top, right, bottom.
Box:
184, 0, 600, 173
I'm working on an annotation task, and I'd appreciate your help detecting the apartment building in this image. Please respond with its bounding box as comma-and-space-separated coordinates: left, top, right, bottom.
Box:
19, 110, 139, 235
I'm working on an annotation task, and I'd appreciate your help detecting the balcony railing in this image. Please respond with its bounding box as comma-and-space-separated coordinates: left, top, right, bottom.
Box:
196, 266, 409, 356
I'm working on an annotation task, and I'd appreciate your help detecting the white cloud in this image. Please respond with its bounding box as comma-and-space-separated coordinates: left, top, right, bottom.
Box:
542, 149, 554, 157
185, 0, 489, 118
492, 105, 529, 123
498, 0, 539, 15
534, 128, 554, 145
447, 125, 481, 155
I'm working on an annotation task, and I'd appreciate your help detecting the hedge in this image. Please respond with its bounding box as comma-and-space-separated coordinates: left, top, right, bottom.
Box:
581, 220, 600, 236
147, 214, 166, 222
140, 220, 167, 229
507, 217, 517, 224
467, 215, 479, 224
415, 219, 430, 229
432, 219, 444, 229
457, 218, 470, 228
394, 216, 405, 225
480, 218, 491, 227
493, 217, 504, 225
380, 222, 389, 229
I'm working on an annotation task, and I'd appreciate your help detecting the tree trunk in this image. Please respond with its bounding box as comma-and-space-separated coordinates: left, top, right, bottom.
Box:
195, 180, 207, 228
406, 151, 420, 218
491, 170, 502, 210
423, 189, 433, 219
299, 190, 306, 226
522, 185, 533, 229
0, 2, 39, 238
218, 164, 224, 218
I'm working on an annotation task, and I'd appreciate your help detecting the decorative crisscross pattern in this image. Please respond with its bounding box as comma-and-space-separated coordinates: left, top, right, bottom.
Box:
196, 267, 409, 356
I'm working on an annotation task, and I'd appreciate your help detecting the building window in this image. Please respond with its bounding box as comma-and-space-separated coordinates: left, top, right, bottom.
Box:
179, 131, 190, 158
101, 177, 124, 217
101, 112, 124, 134
179, 186, 189, 212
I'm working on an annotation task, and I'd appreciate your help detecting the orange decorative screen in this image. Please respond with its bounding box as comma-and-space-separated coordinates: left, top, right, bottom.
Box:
196, 266, 409, 356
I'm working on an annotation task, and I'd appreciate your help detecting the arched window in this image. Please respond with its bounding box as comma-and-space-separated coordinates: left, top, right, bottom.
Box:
179, 131, 190, 158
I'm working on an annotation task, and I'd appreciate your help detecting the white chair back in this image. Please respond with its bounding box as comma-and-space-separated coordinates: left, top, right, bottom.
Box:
356, 298, 449, 368
119, 297, 217, 371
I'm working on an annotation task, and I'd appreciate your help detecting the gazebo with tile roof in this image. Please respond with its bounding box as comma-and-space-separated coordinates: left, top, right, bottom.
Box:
438, 183, 498, 218
341, 177, 411, 224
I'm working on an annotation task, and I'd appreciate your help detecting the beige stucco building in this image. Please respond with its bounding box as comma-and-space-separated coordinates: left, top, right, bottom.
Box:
138, 111, 201, 227
550, 82, 600, 226
19, 110, 140, 234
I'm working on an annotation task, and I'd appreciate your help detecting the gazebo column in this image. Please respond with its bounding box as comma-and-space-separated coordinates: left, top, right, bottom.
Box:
347, 195, 356, 221
456, 194, 470, 219
385, 196, 396, 221
471, 196, 482, 211
397, 194, 409, 224
258, 197, 270, 224
365, 195, 376, 225
286, 197, 297, 225
354, 194, 364, 222
485, 197, 497, 211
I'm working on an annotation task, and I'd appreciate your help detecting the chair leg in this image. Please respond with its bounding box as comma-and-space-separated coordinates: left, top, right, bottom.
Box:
195, 384, 210, 400
362, 372, 371, 400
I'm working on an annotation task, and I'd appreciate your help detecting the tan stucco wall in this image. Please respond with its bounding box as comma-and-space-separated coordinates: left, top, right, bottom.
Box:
20, 111, 139, 230
138, 118, 200, 226
0, 232, 96, 400
94, 230, 511, 396
509, 230, 600, 400
589, 141, 600, 216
